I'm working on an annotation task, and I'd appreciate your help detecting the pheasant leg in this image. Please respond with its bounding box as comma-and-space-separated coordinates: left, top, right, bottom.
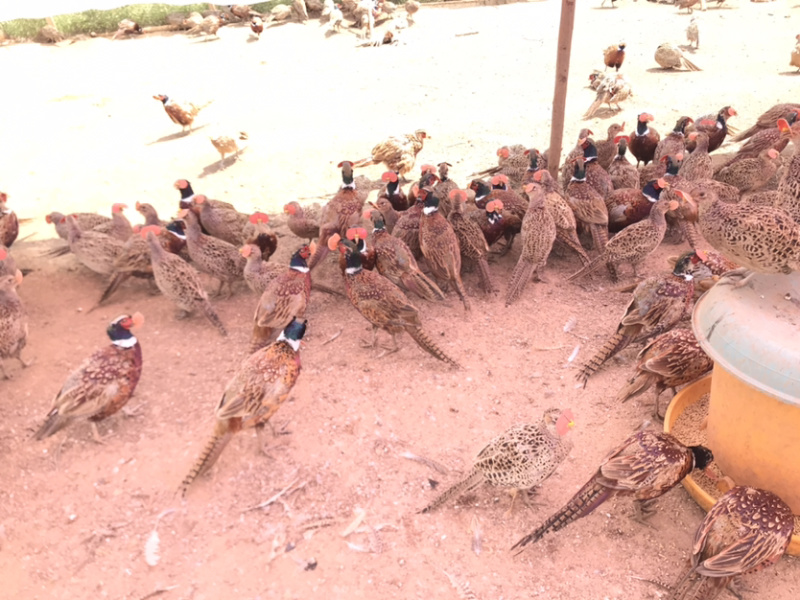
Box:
0, 361, 8, 380
360, 326, 379, 349
632, 498, 658, 528
376, 333, 401, 359
90, 422, 106, 445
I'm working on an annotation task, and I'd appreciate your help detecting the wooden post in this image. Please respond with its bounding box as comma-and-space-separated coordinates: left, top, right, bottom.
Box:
547, 0, 576, 181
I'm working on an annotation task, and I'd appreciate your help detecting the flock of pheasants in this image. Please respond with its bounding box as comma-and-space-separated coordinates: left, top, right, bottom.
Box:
3, 9, 800, 600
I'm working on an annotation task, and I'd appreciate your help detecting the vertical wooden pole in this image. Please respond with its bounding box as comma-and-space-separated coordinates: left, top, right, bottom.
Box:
547, 0, 576, 180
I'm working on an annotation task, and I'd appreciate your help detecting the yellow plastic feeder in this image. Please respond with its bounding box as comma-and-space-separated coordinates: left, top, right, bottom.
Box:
665, 272, 800, 555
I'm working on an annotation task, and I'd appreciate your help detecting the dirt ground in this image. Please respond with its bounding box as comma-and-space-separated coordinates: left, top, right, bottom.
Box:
1, 2, 799, 599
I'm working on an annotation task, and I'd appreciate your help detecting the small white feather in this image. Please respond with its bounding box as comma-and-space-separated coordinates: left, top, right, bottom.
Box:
144, 529, 161, 567
563, 316, 577, 333
567, 344, 581, 364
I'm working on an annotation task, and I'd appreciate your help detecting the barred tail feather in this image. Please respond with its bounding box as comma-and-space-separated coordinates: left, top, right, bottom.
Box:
202, 301, 227, 336
679, 220, 703, 250
615, 372, 655, 403
667, 570, 728, 600
591, 223, 609, 253
33, 408, 69, 440
452, 273, 471, 312
400, 270, 446, 302
180, 431, 234, 496
511, 480, 612, 551
94, 271, 130, 309
406, 326, 461, 368
732, 124, 758, 143
567, 254, 607, 282
681, 56, 702, 72
576, 330, 632, 386
477, 258, 497, 295
307, 243, 329, 270
419, 469, 484, 513
505, 259, 535, 306
558, 229, 591, 265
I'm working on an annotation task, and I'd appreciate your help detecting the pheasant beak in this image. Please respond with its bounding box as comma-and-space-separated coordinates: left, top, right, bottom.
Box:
577, 137, 587, 146
327, 234, 341, 252
668, 200, 679, 211
308, 241, 317, 255
14, 269, 23, 286
131, 312, 145, 328
177, 208, 189, 218
768, 148, 780, 159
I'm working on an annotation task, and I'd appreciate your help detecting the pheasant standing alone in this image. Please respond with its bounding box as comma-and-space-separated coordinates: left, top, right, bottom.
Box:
420, 408, 575, 514
180, 319, 307, 496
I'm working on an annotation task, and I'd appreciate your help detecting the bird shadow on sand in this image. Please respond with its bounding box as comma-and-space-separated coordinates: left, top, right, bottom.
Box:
678, 45, 698, 54
645, 67, 692, 75
189, 36, 222, 44
246, 35, 260, 43
148, 124, 208, 145
585, 107, 623, 120
198, 148, 249, 179
778, 71, 800, 77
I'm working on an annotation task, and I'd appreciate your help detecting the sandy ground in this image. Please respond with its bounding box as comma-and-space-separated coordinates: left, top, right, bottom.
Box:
1, 2, 799, 599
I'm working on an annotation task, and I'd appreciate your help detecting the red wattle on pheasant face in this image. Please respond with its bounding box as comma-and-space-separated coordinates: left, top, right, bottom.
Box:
556, 409, 575, 436
249, 212, 269, 224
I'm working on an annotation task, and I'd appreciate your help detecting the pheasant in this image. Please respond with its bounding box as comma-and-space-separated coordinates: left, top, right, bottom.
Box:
250, 245, 313, 354
33, 314, 144, 441
678, 131, 714, 181
112, 18, 142, 39
575, 251, 704, 387
723, 116, 795, 167
0, 246, 19, 278
531, 169, 589, 265
94, 227, 156, 307
732, 103, 800, 142
240, 212, 278, 262
0, 269, 28, 379
364, 210, 444, 302
565, 158, 609, 254
616, 328, 713, 419
579, 138, 613, 199
511, 430, 713, 551
0, 192, 19, 248
686, 106, 737, 153
209, 131, 248, 166
467, 178, 525, 254
418, 187, 470, 311
605, 177, 671, 233
329, 237, 460, 367
377, 171, 409, 212
46, 211, 111, 240
180, 319, 307, 495
420, 408, 575, 513
775, 123, 800, 223
675, 186, 800, 286
446, 189, 496, 295
192, 195, 249, 246
654, 116, 693, 163
307, 161, 366, 268
654, 43, 701, 71
714, 148, 781, 194
608, 136, 640, 191
153, 95, 212, 133
108, 202, 134, 241
353, 129, 428, 180
505, 177, 556, 306
596, 123, 626, 171
135, 202, 163, 227
180, 209, 245, 297
569, 192, 678, 282
603, 43, 625, 71
628, 113, 660, 167
65, 215, 125, 277
434, 162, 460, 216
241, 244, 285, 295
560, 128, 595, 191
283, 201, 320, 242
142, 227, 227, 336
666, 486, 793, 600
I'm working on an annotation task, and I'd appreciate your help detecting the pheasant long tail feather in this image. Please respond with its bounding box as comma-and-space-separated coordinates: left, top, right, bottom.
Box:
511, 480, 612, 551
351, 157, 376, 168
179, 431, 234, 496
202, 300, 228, 337
679, 220, 704, 250
590, 223, 609, 253
43, 245, 71, 258
576, 329, 634, 386
505, 258, 534, 306
558, 229, 591, 265
419, 469, 484, 513
93, 271, 131, 309
615, 372, 655, 403
468, 165, 502, 178
731, 124, 758, 143
567, 253, 607, 282
33, 408, 69, 441
666, 569, 728, 600
477, 258, 498, 295
400, 270, 446, 302
406, 325, 461, 368
307, 243, 329, 270
453, 273, 471, 312
681, 56, 702, 72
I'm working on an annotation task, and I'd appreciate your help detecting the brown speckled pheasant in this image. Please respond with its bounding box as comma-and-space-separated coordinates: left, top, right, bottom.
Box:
629, 113, 660, 167
775, 124, 800, 223
153, 94, 211, 133
580, 139, 613, 199
108, 203, 134, 241
308, 161, 366, 268
686, 106, 736, 153
472, 145, 529, 186
511, 430, 713, 551
250, 245, 313, 354
33, 313, 144, 441
283, 201, 320, 242
467, 178, 524, 254
370, 196, 400, 234
732, 103, 800, 142
566, 159, 609, 253
180, 319, 306, 495
240, 212, 278, 262
330, 238, 460, 366
135, 202, 163, 227
420, 408, 575, 513
377, 171, 409, 212
724, 116, 795, 167
616, 328, 713, 419
608, 136, 639, 191
365, 210, 445, 302
666, 486, 793, 600
94, 227, 156, 307
575, 252, 703, 386
241, 244, 284, 295
0, 246, 19, 279
532, 170, 590, 265
595, 123, 626, 170
0, 269, 29, 379
65, 215, 125, 276
0, 193, 19, 248
434, 162, 459, 216
560, 129, 595, 191
181, 208, 245, 297
605, 178, 670, 233
505, 178, 556, 306
446, 189, 496, 295
675, 187, 800, 286
569, 193, 678, 282
654, 116, 693, 163
418, 187, 470, 311
353, 130, 428, 180
193, 195, 249, 246
714, 148, 781, 194
142, 227, 227, 335
678, 131, 713, 181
